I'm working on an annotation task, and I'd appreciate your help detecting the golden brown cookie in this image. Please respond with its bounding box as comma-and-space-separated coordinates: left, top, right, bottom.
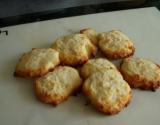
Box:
120, 57, 160, 91
99, 30, 135, 59
14, 48, 60, 78
51, 34, 97, 67
82, 69, 132, 115
80, 58, 118, 80
80, 28, 99, 46
34, 66, 83, 106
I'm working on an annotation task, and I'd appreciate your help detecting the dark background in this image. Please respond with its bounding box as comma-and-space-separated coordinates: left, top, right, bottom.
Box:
0, 0, 160, 28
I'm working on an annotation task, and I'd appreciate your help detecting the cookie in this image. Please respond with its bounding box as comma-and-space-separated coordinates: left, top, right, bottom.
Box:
120, 57, 160, 91
99, 30, 135, 59
82, 69, 132, 115
80, 28, 99, 46
34, 66, 83, 106
14, 48, 60, 78
80, 58, 118, 80
51, 34, 97, 67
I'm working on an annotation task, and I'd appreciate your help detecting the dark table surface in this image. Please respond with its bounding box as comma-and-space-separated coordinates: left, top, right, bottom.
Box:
0, 0, 159, 28
0, 0, 132, 19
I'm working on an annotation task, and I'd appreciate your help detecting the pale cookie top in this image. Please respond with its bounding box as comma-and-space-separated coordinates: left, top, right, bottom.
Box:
14, 48, 60, 77
81, 58, 118, 79
35, 66, 83, 96
51, 34, 97, 67
99, 30, 134, 52
83, 69, 131, 104
121, 57, 160, 81
80, 28, 99, 46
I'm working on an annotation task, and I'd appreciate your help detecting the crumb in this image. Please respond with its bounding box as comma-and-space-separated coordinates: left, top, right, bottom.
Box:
73, 93, 77, 96
58, 22, 60, 23
84, 99, 91, 106
67, 29, 79, 34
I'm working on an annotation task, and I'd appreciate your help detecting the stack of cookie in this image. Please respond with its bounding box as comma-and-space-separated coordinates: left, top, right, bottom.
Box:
81, 58, 132, 115
14, 28, 160, 115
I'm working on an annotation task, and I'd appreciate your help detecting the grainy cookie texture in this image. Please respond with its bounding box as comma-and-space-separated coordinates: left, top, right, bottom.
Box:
80, 28, 99, 46
14, 48, 60, 78
34, 66, 83, 106
120, 57, 160, 91
80, 58, 118, 80
99, 30, 135, 59
82, 69, 132, 115
51, 34, 97, 67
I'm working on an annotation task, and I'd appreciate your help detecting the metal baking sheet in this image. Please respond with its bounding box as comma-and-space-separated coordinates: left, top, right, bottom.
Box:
0, 7, 160, 125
